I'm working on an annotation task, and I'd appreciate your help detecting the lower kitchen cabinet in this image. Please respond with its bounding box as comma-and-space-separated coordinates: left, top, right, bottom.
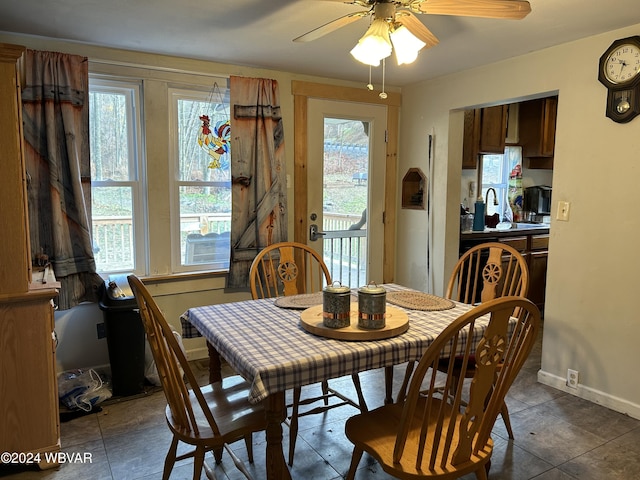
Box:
528, 234, 549, 314
500, 233, 548, 315
0, 288, 60, 468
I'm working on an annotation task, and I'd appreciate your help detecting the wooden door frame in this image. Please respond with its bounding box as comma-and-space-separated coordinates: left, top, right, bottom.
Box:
291, 81, 400, 283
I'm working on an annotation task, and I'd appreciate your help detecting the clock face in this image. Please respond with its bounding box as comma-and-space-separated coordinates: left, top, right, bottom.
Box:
604, 43, 640, 84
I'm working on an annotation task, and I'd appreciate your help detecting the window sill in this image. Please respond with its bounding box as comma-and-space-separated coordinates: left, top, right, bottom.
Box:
141, 269, 228, 285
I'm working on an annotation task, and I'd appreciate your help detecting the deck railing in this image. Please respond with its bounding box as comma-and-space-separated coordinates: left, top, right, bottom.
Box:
93, 212, 366, 282
320, 213, 367, 287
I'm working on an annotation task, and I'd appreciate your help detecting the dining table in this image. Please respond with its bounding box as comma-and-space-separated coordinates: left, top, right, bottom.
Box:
180, 284, 490, 480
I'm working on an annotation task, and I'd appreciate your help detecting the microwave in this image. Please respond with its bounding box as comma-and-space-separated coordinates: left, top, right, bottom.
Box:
524, 185, 552, 215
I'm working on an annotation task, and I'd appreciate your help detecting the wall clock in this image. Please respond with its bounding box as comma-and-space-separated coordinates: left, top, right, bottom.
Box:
598, 35, 640, 123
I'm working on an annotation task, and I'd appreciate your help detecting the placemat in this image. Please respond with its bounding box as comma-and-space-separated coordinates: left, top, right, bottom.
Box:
274, 292, 323, 309
386, 291, 455, 311
274, 292, 359, 309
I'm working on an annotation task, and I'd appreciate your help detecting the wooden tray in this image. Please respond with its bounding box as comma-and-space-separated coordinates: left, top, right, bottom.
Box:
300, 303, 409, 341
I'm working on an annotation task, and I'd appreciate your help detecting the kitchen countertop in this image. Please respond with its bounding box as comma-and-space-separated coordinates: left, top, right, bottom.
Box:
461, 223, 549, 239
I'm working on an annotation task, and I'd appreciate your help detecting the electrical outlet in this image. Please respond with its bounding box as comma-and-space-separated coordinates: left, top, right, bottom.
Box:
97, 322, 107, 339
557, 201, 571, 221
567, 369, 579, 389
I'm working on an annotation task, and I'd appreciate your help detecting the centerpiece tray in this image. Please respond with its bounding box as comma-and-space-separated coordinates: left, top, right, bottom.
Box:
300, 302, 409, 341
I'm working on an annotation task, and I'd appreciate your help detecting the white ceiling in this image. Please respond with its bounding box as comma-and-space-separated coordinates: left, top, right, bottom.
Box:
1, 0, 640, 87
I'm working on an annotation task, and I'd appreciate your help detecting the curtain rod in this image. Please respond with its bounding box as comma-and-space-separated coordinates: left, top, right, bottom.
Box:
88, 58, 230, 80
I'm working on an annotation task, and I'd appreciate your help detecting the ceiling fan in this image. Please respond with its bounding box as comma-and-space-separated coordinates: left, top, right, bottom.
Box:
294, 0, 531, 63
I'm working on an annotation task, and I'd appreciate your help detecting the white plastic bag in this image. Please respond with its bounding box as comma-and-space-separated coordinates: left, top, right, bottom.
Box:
58, 368, 112, 411
144, 329, 186, 386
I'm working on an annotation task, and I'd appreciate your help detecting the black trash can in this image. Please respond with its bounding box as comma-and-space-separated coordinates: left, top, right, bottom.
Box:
99, 275, 146, 397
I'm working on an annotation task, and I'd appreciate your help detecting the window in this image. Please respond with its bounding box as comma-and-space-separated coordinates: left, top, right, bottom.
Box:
481, 145, 522, 220
168, 87, 231, 272
89, 78, 146, 274
89, 74, 231, 276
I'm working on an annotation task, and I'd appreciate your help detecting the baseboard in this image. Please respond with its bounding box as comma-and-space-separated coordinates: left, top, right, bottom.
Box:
537, 369, 640, 420
185, 346, 210, 361
57, 362, 111, 376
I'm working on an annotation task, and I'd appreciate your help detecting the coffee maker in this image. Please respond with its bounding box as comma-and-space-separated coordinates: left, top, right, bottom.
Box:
524, 185, 552, 220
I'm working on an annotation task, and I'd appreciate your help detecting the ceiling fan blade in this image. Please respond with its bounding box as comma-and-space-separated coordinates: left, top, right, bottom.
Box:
293, 11, 369, 42
396, 12, 439, 47
314, 0, 373, 5
418, 0, 531, 20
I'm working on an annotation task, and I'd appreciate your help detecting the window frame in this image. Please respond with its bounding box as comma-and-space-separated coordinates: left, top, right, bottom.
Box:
481, 145, 522, 219
167, 85, 232, 274
89, 76, 148, 276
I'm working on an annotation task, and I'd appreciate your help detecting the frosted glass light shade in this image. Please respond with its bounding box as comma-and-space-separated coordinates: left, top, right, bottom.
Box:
390, 25, 426, 65
350, 18, 392, 66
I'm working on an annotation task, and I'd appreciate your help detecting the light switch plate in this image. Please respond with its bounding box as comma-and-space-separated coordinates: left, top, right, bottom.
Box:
557, 201, 570, 221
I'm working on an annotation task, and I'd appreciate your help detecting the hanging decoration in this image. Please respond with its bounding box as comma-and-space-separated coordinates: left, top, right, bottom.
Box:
196, 82, 230, 169
198, 116, 230, 169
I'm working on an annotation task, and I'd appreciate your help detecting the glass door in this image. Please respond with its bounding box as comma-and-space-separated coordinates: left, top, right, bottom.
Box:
307, 99, 386, 288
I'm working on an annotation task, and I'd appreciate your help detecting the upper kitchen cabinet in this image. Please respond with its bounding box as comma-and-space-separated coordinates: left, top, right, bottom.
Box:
478, 105, 508, 153
519, 96, 558, 169
462, 109, 480, 169
462, 105, 508, 169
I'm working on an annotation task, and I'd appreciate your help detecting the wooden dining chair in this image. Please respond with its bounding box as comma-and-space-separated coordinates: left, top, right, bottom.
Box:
249, 241, 368, 466
249, 241, 331, 299
446, 241, 529, 305
396, 242, 529, 439
127, 275, 267, 480
345, 296, 541, 480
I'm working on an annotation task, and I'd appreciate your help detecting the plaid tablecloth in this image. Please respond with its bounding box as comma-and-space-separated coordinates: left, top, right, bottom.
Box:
181, 284, 484, 404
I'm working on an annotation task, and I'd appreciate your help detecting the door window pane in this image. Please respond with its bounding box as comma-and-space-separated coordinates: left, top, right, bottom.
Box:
322, 118, 369, 286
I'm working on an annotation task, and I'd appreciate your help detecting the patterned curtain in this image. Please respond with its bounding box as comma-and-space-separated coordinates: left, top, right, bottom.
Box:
226, 76, 287, 289
21, 49, 103, 309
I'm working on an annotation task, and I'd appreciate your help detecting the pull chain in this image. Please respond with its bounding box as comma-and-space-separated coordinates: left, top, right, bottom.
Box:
379, 58, 387, 99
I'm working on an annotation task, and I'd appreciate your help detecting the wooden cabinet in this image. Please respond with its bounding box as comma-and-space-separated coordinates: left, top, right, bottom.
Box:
519, 96, 558, 169
462, 105, 508, 169
0, 44, 31, 294
499, 233, 549, 315
462, 109, 481, 169
0, 44, 61, 466
478, 105, 508, 154
528, 234, 549, 314
1, 290, 60, 463
498, 236, 527, 253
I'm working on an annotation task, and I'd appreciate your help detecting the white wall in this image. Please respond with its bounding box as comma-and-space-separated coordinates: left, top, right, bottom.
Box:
396, 25, 640, 418
54, 303, 109, 372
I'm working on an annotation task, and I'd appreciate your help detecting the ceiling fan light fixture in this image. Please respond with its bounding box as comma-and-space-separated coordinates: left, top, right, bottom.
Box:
390, 24, 426, 65
350, 18, 392, 66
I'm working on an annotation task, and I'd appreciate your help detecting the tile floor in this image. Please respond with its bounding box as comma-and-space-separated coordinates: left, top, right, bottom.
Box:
3, 327, 640, 480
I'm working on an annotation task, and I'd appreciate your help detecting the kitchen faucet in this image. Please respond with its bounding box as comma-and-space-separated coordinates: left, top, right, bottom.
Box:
485, 187, 498, 207
484, 187, 499, 228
